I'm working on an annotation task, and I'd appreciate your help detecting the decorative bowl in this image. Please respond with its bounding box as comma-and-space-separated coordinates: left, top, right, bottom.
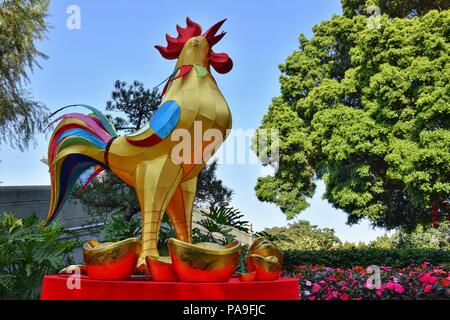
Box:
168, 238, 241, 282
58, 264, 87, 275
146, 255, 179, 282
245, 237, 283, 281
83, 238, 142, 280
237, 271, 256, 282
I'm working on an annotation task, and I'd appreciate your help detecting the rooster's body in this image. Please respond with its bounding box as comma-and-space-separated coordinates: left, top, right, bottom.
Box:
46, 18, 233, 266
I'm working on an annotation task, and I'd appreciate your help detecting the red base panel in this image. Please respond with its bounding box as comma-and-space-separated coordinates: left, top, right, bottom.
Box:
41, 275, 299, 300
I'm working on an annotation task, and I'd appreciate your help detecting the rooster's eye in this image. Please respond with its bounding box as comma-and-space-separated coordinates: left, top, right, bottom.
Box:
191, 38, 200, 47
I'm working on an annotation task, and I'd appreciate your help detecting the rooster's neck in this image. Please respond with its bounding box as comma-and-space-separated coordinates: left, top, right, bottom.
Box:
175, 58, 209, 70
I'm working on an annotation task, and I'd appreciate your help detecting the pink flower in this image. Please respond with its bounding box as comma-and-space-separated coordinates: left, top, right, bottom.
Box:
420, 272, 438, 284
423, 285, 433, 294
419, 272, 430, 283
313, 284, 321, 293
331, 291, 338, 299
432, 268, 445, 275
340, 293, 350, 300
429, 276, 438, 284
293, 263, 447, 300
382, 282, 395, 290
393, 284, 404, 294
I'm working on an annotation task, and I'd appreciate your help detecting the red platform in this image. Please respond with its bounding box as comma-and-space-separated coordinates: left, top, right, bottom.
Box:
41, 275, 299, 300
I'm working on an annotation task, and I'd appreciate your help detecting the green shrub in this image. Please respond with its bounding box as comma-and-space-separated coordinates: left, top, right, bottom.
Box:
283, 248, 450, 271
103, 209, 141, 242
0, 212, 80, 300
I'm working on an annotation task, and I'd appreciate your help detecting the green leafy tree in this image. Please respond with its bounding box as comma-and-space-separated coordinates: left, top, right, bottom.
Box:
339, 241, 369, 249
0, 212, 79, 300
369, 222, 450, 249
392, 221, 450, 250
196, 160, 233, 207
368, 234, 394, 249
342, 0, 450, 18
73, 170, 141, 222
0, 0, 49, 150
254, 1, 450, 230
106, 80, 161, 132
262, 220, 340, 250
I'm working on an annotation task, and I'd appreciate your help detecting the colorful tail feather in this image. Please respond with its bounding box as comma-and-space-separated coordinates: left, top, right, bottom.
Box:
45, 105, 118, 225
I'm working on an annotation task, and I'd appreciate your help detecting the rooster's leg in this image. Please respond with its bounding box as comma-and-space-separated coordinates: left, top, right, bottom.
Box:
135, 156, 183, 262
166, 176, 198, 243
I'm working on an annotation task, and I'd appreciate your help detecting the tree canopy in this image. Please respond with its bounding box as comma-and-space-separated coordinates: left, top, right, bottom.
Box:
369, 221, 450, 250
254, 0, 449, 230
0, 0, 49, 150
106, 80, 161, 132
262, 220, 340, 250
342, 0, 450, 18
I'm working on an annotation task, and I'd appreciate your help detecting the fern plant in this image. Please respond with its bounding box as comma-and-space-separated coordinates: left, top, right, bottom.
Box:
103, 209, 141, 242
0, 212, 80, 300
193, 205, 250, 245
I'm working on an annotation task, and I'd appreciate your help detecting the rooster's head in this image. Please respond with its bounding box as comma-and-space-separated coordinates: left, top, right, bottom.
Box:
155, 17, 233, 74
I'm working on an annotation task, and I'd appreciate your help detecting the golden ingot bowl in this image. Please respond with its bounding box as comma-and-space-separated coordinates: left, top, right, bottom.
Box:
146, 255, 179, 282
83, 238, 142, 281
237, 271, 256, 282
58, 264, 87, 275
250, 241, 283, 266
168, 238, 241, 283
245, 237, 284, 281
246, 254, 282, 281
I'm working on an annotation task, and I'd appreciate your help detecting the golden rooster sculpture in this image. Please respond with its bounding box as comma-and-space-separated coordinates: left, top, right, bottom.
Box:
45, 17, 233, 270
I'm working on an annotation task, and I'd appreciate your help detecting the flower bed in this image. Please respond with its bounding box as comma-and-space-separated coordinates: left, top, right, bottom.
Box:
289, 262, 449, 300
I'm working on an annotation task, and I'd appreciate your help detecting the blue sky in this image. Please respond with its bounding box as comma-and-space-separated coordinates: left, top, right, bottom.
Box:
0, 0, 389, 242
